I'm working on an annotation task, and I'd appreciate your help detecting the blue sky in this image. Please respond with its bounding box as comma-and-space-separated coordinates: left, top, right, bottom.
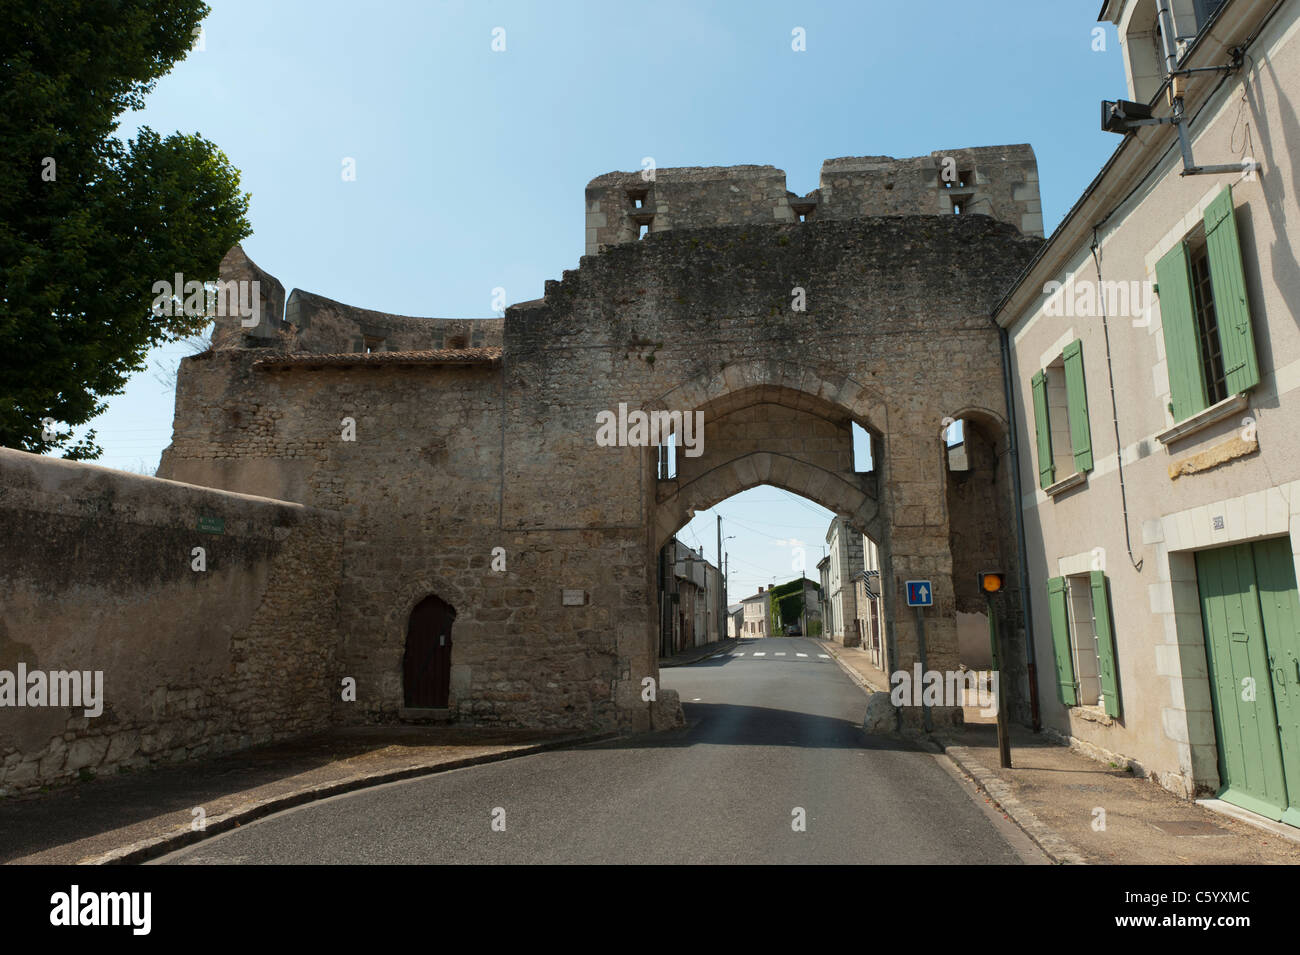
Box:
87, 0, 1127, 602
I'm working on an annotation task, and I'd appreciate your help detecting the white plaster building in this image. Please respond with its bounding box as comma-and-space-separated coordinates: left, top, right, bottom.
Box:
998, 0, 1300, 827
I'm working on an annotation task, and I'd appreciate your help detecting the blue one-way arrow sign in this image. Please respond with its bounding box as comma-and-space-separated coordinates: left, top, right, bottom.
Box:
906, 580, 933, 607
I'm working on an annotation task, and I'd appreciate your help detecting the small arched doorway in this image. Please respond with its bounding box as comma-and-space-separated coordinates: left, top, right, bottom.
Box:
404, 595, 456, 708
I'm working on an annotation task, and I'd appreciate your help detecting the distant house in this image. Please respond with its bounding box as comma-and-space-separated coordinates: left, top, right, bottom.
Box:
816, 556, 832, 638
823, 517, 865, 646
658, 537, 722, 655
853, 536, 886, 669
740, 587, 772, 638
726, 603, 745, 638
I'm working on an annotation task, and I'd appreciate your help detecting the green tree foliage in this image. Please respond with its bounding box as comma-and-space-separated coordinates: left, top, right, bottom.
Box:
0, 0, 252, 456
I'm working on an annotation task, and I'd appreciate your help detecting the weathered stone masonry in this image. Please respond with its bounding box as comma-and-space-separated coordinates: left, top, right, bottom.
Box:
0, 450, 343, 792
2, 145, 1046, 790
156, 149, 1043, 736
586, 145, 1045, 253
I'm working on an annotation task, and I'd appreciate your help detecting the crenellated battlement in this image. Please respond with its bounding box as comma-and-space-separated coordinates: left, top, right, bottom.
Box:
584, 144, 1043, 255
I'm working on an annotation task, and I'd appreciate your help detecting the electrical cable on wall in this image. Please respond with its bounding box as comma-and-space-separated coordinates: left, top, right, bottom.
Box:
1090, 227, 1143, 573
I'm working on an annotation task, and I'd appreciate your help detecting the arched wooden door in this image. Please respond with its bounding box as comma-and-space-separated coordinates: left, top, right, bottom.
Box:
404, 595, 455, 707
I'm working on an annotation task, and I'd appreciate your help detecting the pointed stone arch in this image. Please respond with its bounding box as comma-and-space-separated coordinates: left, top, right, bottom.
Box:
369, 575, 475, 710
654, 452, 882, 551
648, 359, 889, 436
942, 405, 1010, 452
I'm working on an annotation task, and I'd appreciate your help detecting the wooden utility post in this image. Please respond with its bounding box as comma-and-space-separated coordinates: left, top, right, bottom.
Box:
716, 515, 723, 643
982, 573, 1012, 769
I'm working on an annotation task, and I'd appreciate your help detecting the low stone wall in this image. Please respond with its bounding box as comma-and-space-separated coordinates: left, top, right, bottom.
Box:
0, 449, 343, 794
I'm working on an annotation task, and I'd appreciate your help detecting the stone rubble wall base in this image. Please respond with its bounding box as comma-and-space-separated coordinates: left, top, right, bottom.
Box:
897, 704, 965, 732
1039, 725, 1198, 801
2, 725, 299, 797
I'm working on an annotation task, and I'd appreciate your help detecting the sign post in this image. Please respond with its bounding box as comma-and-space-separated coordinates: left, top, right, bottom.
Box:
981, 572, 1012, 769
905, 580, 934, 732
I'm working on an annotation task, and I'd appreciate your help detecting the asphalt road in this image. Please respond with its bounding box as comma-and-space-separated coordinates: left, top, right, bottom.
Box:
156, 637, 1044, 864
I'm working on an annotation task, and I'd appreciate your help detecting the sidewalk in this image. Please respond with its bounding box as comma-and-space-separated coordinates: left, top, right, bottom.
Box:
659, 637, 739, 667
0, 725, 611, 865
813, 637, 891, 691
816, 638, 1300, 865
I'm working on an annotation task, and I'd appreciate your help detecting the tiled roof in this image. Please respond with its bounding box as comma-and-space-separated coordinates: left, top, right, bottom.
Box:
254, 347, 502, 368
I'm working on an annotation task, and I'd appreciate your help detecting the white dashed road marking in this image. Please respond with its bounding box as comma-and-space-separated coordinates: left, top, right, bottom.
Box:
725, 648, 834, 663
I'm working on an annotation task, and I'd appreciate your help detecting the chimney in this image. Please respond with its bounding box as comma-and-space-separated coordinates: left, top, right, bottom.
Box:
758, 586, 765, 593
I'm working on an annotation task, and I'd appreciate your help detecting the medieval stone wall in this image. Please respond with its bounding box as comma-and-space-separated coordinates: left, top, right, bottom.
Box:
819, 146, 1044, 237
158, 350, 629, 730
585, 144, 1044, 254
282, 289, 503, 354
153, 162, 1043, 736
673, 403, 859, 491
503, 214, 1042, 721
208, 245, 503, 356
0, 449, 343, 794
944, 414, 1033, 720
586, 165, 797, 252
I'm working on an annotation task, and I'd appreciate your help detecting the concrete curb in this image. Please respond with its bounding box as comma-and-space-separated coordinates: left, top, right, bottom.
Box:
83, 730, 619, 865
934, 739, 1089, 865
1196, 798, 1300, 844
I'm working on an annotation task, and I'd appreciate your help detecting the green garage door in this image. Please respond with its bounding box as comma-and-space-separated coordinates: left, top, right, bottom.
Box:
1196, 538, 1300, 827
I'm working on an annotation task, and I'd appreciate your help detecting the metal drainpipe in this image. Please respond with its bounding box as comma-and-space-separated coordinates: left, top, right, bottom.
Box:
998, 323, 1042, 731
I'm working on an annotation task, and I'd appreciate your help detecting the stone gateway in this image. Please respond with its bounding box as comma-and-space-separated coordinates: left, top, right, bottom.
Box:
157, 146, 1043, 733
0, 146, 1044, 791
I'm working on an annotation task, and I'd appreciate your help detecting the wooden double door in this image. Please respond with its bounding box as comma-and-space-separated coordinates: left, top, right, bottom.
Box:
404, 595, 455, 708
1196, 537, 1300, 827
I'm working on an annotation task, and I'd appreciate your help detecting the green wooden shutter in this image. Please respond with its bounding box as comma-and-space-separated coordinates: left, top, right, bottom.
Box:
1090, 571, 1121, 718
1048, 576, 1078, 706
1031, 370, 1054, 490
1155, 242, 1208, 421
1204, 184, 1260, 395
1063, 340, 1093, 473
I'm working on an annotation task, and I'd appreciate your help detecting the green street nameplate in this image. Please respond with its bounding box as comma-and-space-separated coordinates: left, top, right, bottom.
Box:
197, 516, 225, 534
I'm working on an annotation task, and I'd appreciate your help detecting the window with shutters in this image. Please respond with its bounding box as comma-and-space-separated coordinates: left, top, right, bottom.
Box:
1154, 184, 1259, 426
1045, 355, 1076, 482
1189, 240, 1229, 407
1066, 573, 1103, 707
1029, 339, 1094, 494
1046, 572, 1121, 719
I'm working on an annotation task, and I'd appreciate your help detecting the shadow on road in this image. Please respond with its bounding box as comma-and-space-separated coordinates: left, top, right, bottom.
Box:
579, 701, 933, 753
